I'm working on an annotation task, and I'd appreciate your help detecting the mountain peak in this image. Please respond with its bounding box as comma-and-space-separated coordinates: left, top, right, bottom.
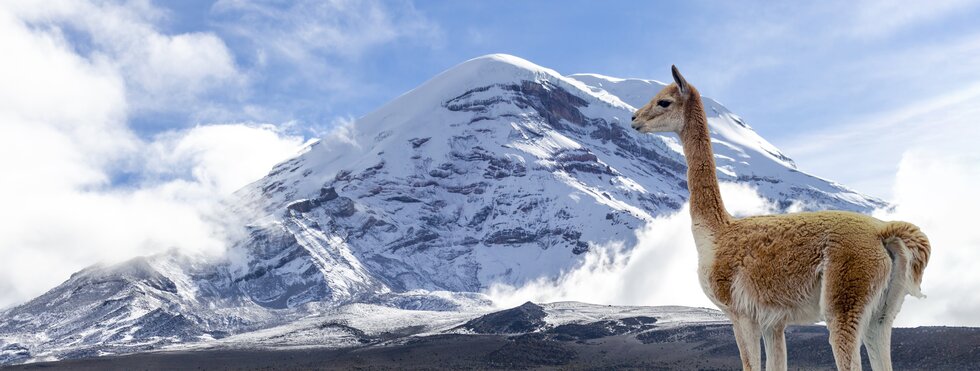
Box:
372, 53, 571, 115
445, 53, 562, 81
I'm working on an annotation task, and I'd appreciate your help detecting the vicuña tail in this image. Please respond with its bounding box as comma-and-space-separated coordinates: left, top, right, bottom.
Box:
879, 221, 931, 298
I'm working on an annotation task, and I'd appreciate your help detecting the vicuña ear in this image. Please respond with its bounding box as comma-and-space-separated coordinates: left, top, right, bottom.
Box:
671, 65, 689, 97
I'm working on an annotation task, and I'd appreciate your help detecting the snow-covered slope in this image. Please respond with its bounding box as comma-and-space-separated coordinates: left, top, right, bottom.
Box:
179, 301, 727, 350
0, 54, 885, 364
233, 54, 882, 301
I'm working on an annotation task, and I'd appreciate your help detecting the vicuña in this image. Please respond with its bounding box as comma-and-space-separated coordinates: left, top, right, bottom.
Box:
630, 66, 930, 371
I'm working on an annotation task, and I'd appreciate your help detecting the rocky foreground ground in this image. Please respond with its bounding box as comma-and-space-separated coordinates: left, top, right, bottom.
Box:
6, 322, 978, 370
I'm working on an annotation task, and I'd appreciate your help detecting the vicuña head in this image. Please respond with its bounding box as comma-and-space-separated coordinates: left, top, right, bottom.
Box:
631, 65, 695, 134
629, 66, 930, 371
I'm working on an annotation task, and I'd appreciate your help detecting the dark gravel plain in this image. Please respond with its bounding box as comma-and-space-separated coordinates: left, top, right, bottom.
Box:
4, 325, 979, 370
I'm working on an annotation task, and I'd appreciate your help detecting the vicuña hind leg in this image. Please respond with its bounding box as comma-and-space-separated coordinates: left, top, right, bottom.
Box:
863, 313, 894, 371
863, 261, 907, 371
731, 315, 762, 370
824, 250, 891, 371
828, 314, 863, 371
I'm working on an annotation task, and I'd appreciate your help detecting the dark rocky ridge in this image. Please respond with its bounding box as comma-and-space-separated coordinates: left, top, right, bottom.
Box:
462, 301, 547, 334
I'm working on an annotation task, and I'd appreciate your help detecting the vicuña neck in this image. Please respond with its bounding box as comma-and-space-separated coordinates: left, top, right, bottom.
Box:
679, 88, 730, 233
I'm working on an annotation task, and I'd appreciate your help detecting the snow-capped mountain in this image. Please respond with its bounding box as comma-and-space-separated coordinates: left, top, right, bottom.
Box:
0, 54, 885, 364
231, 54, 881, 300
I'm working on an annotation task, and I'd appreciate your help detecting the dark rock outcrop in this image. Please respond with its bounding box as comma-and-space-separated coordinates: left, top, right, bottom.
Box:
462, 302, 547, 334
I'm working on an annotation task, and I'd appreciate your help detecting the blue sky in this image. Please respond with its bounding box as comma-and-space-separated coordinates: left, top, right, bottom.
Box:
67, 0, 980, 198
2, 0, 980, 324
141, 1, 980, 137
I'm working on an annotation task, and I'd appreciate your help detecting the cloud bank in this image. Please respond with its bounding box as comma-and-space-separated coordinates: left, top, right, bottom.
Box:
489, 172, 980, 327
487, 183, 777, 312
0, 3, 305, 308
874, 149, 980, 327
5, 0, 241, 115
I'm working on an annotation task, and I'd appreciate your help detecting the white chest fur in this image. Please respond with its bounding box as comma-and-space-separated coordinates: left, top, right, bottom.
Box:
691, 222, 724, 310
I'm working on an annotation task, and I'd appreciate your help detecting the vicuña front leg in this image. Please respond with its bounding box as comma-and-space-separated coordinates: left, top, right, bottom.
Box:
762, 322, 787, 371
731, 315, 762, 370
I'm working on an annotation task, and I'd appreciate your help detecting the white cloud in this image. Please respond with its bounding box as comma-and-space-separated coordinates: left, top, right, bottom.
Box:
0, 7, 133, 173
717, 182, 779, 217
145, 124, 307, 194
0, 123, 305, 309
0, 4, 304, 308
487, 183, 775, 310
322, 115, 360, 148
5, 0, 242, 112
873, 149, 980, 327
487, 205, 713, 310
0, 123, 304, 309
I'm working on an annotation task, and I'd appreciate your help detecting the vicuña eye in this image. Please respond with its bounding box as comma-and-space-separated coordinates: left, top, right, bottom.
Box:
657, 100, 671, 108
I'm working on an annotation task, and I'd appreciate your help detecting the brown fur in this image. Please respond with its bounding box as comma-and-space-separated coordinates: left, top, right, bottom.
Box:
631, 66, 931, 371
